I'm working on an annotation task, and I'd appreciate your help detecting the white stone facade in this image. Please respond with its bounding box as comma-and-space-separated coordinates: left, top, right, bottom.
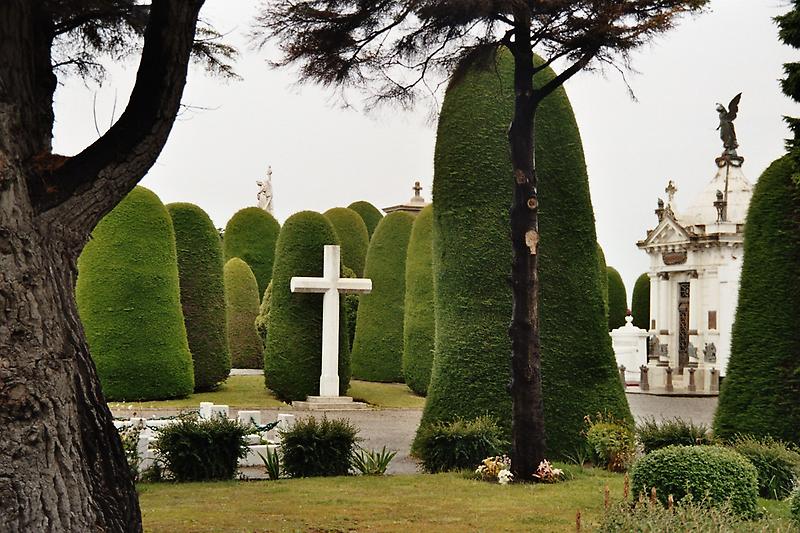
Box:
633, 155, 752, 392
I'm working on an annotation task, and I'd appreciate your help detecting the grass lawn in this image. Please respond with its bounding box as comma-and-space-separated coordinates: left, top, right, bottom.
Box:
108, 376, 424, 410
140, 469, 624, 532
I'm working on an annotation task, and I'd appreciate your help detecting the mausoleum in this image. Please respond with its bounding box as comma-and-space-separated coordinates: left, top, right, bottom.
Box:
612, 96, 753, 394
630, 144, 754, 392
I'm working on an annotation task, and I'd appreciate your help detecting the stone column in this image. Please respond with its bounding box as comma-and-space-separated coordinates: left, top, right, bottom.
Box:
665, 366, 674, 393
648, 273, 658, 331
687, 367, 697, 392
639, 366, 649, 391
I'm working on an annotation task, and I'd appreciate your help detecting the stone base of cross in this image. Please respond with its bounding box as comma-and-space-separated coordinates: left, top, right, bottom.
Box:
290, 245, 372, 397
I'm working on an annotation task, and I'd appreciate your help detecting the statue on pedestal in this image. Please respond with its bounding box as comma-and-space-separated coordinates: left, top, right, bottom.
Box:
716, 93, 742, 156
257, 166, 274, 214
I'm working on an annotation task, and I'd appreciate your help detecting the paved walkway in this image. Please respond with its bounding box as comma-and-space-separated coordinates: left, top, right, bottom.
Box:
116, 393, 717, 476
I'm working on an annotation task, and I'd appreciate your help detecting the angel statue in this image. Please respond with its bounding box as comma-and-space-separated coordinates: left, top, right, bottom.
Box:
256, 166, 274, 214
716, 93, 742, 155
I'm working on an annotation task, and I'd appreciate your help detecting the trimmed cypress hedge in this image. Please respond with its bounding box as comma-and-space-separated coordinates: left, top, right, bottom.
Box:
597, 244, 609, 320
223, 207, 280, 296
606, 266, 628, 331
224, 258, 263, 369
631, 273, 651, 330
264, 211, 351, 401
255, 283, 272, 346
76, 187, 194, 401
347, 201, 383, 239
714, 156, 800, 445
167, 203, 231, 391
418, 47, 631, 456
402, 204, 435, 395
351, 211, 415, 382
324, 207, 370, 276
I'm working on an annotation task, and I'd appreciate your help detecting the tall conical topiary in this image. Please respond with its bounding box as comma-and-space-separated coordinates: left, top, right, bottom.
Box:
264, 211, 351, 401
76, 187, 194, 401
606, 266, 628, 331
631, 273, 651, 330
347, 201, 383, 239
351, 211, 415, 382
223, 207, 280, 296
402, 205, 435, 396
167, 203, 230, 391
224, 258, 263, 369
324, 207, 370, 276
714, 156, 800, 445
418, 48, 630, 455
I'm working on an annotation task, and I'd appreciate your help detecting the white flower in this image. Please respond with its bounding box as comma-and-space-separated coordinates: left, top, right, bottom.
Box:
497, 469, 513, 485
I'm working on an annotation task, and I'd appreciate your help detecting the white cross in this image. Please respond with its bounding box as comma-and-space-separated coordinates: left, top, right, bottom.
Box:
290, 245, 372, 397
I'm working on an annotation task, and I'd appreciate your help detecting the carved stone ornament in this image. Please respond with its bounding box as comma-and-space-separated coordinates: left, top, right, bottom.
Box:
662, 251, 687, 265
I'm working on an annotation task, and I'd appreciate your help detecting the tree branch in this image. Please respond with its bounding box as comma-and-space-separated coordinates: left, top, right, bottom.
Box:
34, 0, 204, 233
533, 49, 597, 103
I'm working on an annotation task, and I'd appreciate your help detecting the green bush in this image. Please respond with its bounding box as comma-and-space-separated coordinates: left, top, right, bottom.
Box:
347, 201, 383, 239
254, 282, 272, 346
630, 445, 759, 518
402, 205, 435, 395
324, 207, 370, 276
637, 417, 714, 454
631, 272, 651, 330
418, 47, 631, 456
728, 434, 800, 499
279, 416, 359, 477
597, 244, 609, 320
264, 211, 350, 401
606, 266, 627, 331
414, 416, 509, 474
791, 488, 800, 525
153, 413, 249, 482
600, 500, 774, 532
586, 417, 635, 472
167, 203, 230, 391
224, 258, 263, 369
351, 211, 415, 382
715, 156, 800, 445
77, 186, 194, 401
341, 266, 359, 349
223, 207, 280, 296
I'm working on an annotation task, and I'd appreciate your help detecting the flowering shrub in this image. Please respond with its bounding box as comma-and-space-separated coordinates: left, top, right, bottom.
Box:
476, 455, 513, 484
532, 460, 564, 483
585, 413, 635, 472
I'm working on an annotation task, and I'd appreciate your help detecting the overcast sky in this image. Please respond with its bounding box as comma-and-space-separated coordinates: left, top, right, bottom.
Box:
52, 0, 797, 300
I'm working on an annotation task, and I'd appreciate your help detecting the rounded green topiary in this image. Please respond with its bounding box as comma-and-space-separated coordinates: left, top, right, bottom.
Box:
167, 203, 231, 391
76, 186, 194, 401
606, 266, 628, 331
714, 156, 800, 445
264, 211, 351, 401
631, 273, 651, 330
324, 207, 370, 276
224, 258, 263, 369
223, 207, 280, 296
630, 445, 759, 518
341, 266, 359, 349
347, 201, 384, 239
418, 47, 631, 456
402, 204, 435, 396
350, 211, 415, 382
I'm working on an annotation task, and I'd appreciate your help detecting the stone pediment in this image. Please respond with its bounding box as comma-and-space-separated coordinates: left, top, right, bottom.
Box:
638, 214, 693, 249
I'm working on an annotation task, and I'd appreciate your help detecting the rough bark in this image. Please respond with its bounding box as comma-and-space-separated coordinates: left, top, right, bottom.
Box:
508, 10, 546, 481
0, 1, 204, 530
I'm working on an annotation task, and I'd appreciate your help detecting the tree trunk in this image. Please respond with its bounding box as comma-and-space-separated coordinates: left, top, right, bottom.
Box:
1, 1, 204, 530
508, 13, 546, 481
1, 162, 141, 531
